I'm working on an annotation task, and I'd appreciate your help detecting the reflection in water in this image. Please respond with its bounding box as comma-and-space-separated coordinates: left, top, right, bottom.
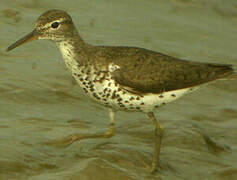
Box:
1, 9, 21, 23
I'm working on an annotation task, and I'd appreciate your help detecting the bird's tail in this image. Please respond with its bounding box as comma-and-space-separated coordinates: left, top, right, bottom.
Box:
226, 72, 237, 80
219, 71, 237, 80
214, 64, 236, 80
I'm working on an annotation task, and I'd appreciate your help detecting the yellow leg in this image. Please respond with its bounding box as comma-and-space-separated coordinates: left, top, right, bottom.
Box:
147, 112, 164, 173
46, 108, 115, 147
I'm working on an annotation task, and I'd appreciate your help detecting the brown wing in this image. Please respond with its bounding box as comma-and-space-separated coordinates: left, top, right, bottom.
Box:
100, 46, 234, 93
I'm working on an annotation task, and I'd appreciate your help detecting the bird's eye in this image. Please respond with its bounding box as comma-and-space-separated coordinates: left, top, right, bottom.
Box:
51, 22, 59, 29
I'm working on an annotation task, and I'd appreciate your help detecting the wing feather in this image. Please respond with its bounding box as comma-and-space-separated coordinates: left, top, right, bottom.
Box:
96, 46, 234, 93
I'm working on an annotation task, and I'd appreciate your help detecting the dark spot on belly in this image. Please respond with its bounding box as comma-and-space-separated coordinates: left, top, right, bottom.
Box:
120, 104, 125, 108
130, 97, 135, 101
136, 97, 140, 100
117, 88, 122, 92
125, 100, 129, 103
155, 105, 159, 108
89, 84, 94, 88
108, 82, 111, 87
118, 102, 125, 107
103, 88, 108, 93
111, 92, 117, 99
79, 78, 83, 82
93, 93, 100, 100
171, 94, 176, 97
82, 82, 86, 85
140, 102, 145, 105
83, 88, 88, 93
162, 102, 166, 105
159, 95, 164, 98
117, 97, 123, 102
103, 98, 107, 101
136, 107, 140, 110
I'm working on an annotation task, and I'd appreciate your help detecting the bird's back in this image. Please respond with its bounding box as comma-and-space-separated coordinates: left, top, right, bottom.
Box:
91, 45, 235, 94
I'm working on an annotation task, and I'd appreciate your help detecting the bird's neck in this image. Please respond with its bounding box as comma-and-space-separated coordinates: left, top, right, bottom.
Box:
56, 31, 91, 69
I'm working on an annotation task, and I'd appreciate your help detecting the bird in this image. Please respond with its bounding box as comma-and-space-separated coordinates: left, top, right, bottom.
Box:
6, 9, 236, 173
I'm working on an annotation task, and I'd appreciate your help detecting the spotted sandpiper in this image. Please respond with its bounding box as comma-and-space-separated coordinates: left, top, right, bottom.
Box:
7, 10, 236, 173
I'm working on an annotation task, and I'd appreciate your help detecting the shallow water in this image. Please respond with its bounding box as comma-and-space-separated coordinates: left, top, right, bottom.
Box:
0, 0, 237, 179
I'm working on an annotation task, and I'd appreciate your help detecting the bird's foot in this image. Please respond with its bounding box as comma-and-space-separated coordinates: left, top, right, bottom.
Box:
149, 160, 162, 174
44, 133, 88, 148
138, 155, 162, 174
44, 130, 114, 148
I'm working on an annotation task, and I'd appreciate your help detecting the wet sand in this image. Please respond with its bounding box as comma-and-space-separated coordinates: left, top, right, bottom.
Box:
0, 0, 237, 179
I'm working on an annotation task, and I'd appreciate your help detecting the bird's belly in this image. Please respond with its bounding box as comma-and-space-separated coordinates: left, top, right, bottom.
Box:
71, 66, 198, 112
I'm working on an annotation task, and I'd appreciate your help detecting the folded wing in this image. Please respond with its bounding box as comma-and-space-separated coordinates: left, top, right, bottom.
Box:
106, 47, 234, 94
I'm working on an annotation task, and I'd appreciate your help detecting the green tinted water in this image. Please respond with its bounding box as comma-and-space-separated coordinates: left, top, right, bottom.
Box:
0, 0, 237, 179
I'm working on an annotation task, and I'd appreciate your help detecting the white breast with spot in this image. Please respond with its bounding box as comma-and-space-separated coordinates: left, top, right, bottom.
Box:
57, 46, 199, 112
